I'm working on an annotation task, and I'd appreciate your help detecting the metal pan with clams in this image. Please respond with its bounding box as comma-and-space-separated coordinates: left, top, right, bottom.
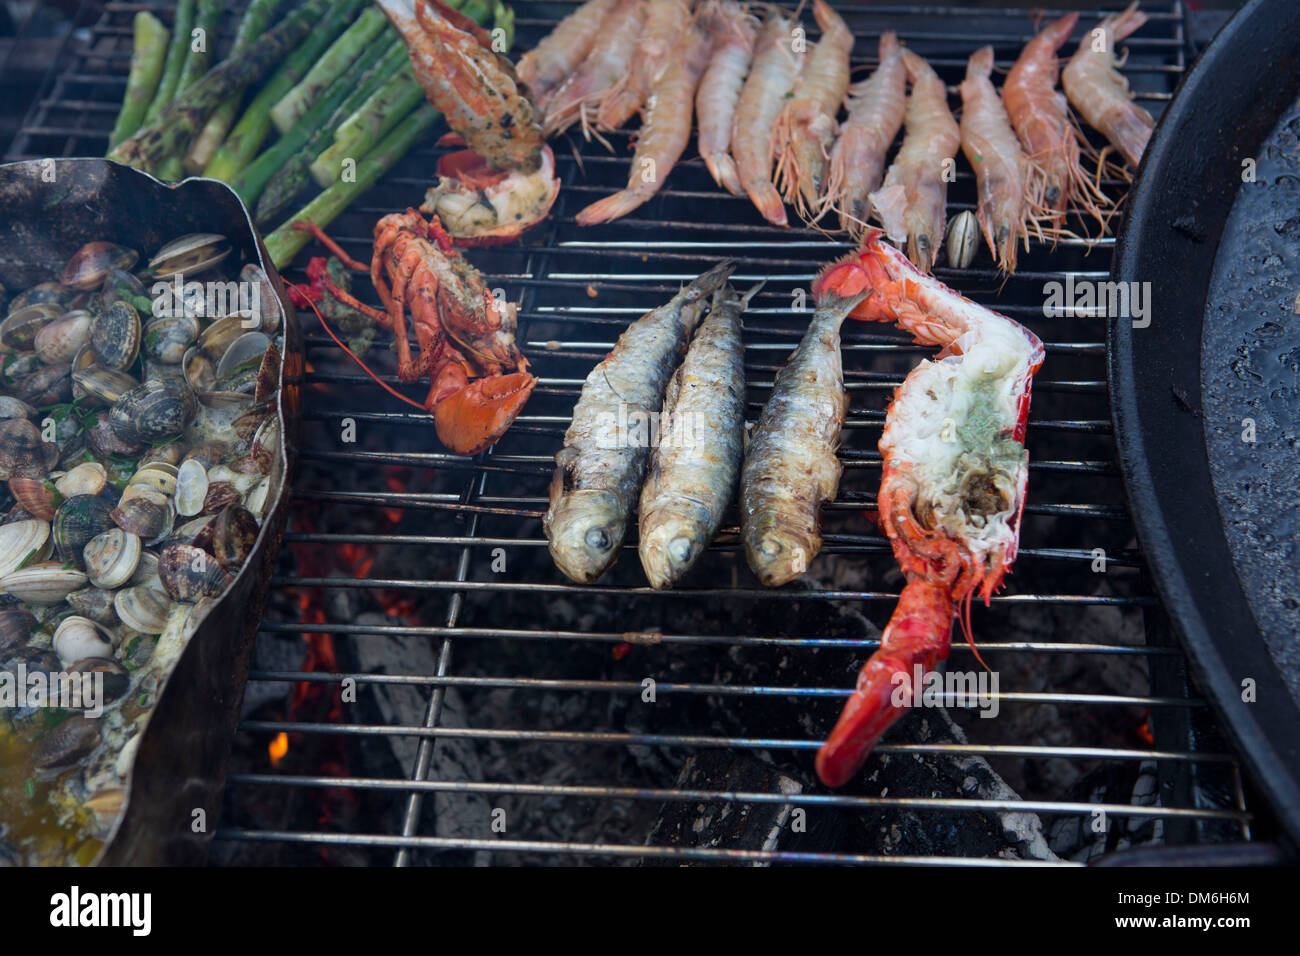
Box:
0, 158, 299, 867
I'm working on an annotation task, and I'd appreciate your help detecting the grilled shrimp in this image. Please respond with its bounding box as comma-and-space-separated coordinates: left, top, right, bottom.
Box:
543, 0, 647, 138
812, 232, 1045, 786
960, 46, 1032, 273
1062, 2, 1154, 169
869, 50, 960, 271
519, 0, 619, 109
639, 283, 757, 589
1005, 12, 1108, 229
740, 288, 867, 587
732, 8, 805, 226
597, 0, 692, 131
772, 0, 854, 219
546, 262, 734, 583
575, 24, 713, 224
696, 0, 758, 196
824, 31, 907, 236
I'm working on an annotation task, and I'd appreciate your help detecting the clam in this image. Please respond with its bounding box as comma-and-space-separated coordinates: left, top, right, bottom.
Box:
61, 241, 139, 291
7, 281, 77, 314
86, 410, 144, 458
33, 716, 101, 770
90, 300, 142, 370
0, 396, 36, 420
195, 314, 247, 362
168, 514, 215, 551
109, 379, 197, 445
0, 518, 51, 578
66, 586, 120, 625
0, 561, 88, 604
54, 461, 108, 499
1, 645, 58, 675
158, 543, 231, 602
251, 417, 280, 472
2, 352, 41, 382
100, 267, 148, 311
202, 480, 241, 514
0, 418, 58, 480
212, 504, 258, 571
53, 615, 113, 666
183, 441, 228, 471
127, 462, 178, 497
83, 527, 142, 589
110, 488, 174, 545
175, 458, 208, 517
142, 313, 199, 365
129, 550, 163, 592
73, 658, 132, 708
13, 363, 71, 407
8, 477, 57, 520
244, 477, 272, 520
148, 233, 231, 279
138, 442, 183, 468
239, 263, 283, 333
114, 585, 172, 634
0, 302, 61, 350
33, 309, 92, 364
946, 210, 980, 270
53, 494, 116, 568
216, 331, 271, 380
72, 365, 139, 407
0, 609, 37, 653
255, 343, 282, 403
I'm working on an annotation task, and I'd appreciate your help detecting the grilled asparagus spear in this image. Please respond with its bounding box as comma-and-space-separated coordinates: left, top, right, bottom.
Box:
109, 12, 169, 148
143, 0, 195, 123
270, 7, 391, 134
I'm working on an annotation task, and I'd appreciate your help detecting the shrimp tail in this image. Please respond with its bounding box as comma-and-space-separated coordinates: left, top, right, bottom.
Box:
574, 187, 651, 225
704, 152, 746, 196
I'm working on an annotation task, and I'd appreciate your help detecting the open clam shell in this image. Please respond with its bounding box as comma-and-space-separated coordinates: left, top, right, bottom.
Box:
61, 241, 139, 291
0, 518, 52, 578
148, 233, 231, 280
0, 561, 88, 604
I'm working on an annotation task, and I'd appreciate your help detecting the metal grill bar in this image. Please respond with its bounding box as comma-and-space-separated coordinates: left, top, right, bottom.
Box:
6, 0, 1254, 865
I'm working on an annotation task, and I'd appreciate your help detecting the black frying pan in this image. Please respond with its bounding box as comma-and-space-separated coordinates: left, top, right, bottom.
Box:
1111, 0, 1300, 848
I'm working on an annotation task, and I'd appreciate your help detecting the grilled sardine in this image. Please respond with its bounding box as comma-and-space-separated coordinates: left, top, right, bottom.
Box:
740, 289, 867, 586
638, 283, 757, 588
546, 262, 735, 583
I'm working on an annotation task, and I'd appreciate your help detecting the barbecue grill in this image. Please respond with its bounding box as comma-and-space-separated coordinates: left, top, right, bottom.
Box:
3, 1, 1263, 865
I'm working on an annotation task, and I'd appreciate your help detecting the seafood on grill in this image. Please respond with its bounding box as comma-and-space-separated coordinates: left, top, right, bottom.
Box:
377, 0, 560, 244
517, 0, 620, 108
292, 209, 535, 456
869, 50, 961, 271
772, 0, 854, 219
1004, 12, 1109, 231
1062, 2, 1155, 169
740, 287, 867, 587
811, 231, 1044, 787
959, 46, 1033, 273
696, 0, 759, 196
639, 282, 757, 589
575, 22, 714, 224
546, 262, 734, 583
597, 0, 692, 131
542, 0, 648, 138
0, 231, 287, 865
732, 7, 805, 226
823, 31, 907, 236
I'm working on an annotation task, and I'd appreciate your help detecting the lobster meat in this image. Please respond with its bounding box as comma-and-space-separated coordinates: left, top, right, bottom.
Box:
292, 210, 534, 456
811, 231, 1045, 787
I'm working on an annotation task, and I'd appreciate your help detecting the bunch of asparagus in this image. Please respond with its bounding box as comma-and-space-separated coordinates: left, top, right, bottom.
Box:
107, 0, 512, 270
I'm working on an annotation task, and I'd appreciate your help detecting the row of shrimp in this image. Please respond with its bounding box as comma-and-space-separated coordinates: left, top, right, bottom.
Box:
517, 0, 1156, 272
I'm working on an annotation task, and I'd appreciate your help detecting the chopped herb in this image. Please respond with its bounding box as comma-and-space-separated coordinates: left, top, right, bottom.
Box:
25, 779, 34, 799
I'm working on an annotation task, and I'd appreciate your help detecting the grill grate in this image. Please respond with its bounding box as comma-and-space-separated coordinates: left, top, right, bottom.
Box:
5, 1, 1256, 865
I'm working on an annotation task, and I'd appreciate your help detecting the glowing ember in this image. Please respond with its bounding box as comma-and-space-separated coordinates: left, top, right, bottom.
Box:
268, 732, 289, 766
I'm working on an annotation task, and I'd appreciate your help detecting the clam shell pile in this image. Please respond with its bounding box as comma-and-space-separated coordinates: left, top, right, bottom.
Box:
0, 234, 286, 866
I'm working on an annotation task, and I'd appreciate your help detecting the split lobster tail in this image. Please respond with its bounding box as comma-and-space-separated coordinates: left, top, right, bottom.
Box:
816, 578, 954, 788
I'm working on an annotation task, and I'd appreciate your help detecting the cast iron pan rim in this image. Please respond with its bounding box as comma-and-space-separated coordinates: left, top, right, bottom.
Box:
1110, 0, 1300, 849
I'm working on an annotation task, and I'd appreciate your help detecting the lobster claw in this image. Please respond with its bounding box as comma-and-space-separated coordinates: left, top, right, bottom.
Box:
431, 367, 537, 456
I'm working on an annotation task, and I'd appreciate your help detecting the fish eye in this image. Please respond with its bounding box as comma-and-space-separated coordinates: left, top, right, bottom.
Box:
585, 527, 611, 551
668, 537, 693, 564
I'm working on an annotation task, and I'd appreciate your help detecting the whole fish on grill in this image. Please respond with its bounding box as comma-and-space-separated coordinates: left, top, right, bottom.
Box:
638, 282, 759, 589
546, 261, 735, 583
740, 287, 868, 587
